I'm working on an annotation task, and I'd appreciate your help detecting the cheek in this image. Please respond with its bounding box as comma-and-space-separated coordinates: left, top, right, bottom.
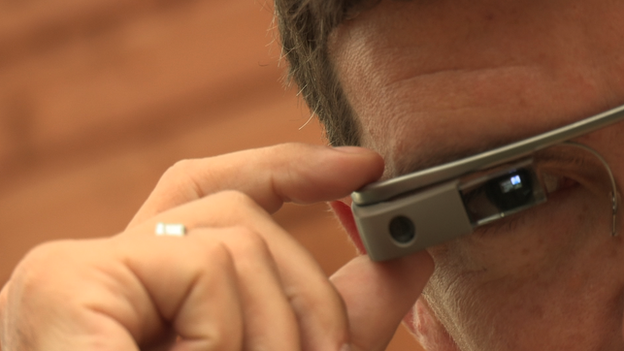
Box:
417, 187, 624, 349
441, 186, 606, 281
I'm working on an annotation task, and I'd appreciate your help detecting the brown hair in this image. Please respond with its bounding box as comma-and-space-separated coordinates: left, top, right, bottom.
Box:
274, 0, 377, 146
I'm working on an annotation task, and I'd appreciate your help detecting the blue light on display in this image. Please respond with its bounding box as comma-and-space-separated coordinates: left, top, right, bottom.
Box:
510, 175, 521, 185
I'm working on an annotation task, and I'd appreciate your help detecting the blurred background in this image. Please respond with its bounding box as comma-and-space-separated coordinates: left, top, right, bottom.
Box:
0, 1, 422, 350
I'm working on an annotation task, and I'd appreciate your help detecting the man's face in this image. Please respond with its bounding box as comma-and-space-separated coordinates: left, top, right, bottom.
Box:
330, 0, 624, 350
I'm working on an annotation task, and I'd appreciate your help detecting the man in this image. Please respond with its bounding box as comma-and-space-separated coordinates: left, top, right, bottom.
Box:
1, 1, 624, 350
279, 0, 624, 349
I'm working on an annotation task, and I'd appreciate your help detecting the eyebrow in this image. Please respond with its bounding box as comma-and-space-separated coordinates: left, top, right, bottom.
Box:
394, 133, 528, 177
397, 133, 603, 178
353, 103, 624, 206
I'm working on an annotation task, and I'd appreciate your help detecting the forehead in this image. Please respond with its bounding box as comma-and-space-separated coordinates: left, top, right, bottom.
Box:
328, 0, 622, 177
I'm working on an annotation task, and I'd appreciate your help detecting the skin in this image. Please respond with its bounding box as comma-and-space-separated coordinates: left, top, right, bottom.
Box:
4, 1, 624, 350
0, 144, 433, 351
329, 0, 624, 350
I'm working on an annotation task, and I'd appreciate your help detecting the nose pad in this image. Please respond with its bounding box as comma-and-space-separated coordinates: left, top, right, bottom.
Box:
611, 191, 621, 236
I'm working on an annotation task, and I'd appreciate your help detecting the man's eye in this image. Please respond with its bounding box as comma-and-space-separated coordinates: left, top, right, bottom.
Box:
540, 172, 578, 195
474, 172, 580, 236
460, 164, 581, 231
460, 167, 542, 225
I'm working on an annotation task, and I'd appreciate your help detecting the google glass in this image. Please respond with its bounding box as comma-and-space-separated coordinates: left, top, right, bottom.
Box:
352, 104, 624, 261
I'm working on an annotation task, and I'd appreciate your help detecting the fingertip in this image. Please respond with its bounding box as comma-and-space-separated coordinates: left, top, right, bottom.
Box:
383, 251, 434, 289
326, 146, 384, 187
337, 249, 434, 294
330, 251, 434, 351
379, 251, 435, 295
387, 250, 435, 281
277, 144, 384, 204
331, 146, 384, 177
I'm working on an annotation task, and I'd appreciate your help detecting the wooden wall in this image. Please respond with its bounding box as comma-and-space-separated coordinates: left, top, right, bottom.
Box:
0, 1, 423, 350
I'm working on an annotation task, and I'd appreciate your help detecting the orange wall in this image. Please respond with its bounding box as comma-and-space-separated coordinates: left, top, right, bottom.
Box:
0, 1, 423, 350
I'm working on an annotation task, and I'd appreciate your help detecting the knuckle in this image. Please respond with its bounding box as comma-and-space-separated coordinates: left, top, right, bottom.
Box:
196, 227, 269, 262
17, 241, 68, 276
223, 227, 277, 276
194, 226, 274, 274
194, 329, 238, 351
196, 239, 233, 269
160, 159, 206, 196
10, 241, 75, 299
287, 275, 344, 315
164, 159, 194, 178
205, 329, 228, 350
211, 190, 266, 218
215, 190, 256, 206
228, 227, 270, 256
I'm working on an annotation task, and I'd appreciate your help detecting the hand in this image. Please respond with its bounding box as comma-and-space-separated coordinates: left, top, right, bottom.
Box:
0, 143, 433, 351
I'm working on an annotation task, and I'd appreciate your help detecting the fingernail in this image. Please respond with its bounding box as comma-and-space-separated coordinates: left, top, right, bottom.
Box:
340, 343, 352, 351
333, 146, 373, 154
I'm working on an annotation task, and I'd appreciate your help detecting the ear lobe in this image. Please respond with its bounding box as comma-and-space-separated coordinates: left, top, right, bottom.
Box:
329, 200, 367, 254
407, 298, 462, 351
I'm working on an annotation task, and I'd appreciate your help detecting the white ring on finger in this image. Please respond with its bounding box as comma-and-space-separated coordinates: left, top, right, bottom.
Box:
155, 223, 187, 237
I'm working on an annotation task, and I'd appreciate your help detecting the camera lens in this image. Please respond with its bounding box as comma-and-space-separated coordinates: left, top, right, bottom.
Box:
389, 216, 416, 244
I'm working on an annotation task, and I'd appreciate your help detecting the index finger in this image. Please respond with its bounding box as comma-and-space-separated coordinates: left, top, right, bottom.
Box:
128, 143, 383, 227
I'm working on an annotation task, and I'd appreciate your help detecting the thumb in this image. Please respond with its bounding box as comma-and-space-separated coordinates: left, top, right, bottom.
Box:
330, 252, 434, 351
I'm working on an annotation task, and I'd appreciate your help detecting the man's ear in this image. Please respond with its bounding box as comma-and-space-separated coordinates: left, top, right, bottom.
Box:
329, 200, 367, 254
